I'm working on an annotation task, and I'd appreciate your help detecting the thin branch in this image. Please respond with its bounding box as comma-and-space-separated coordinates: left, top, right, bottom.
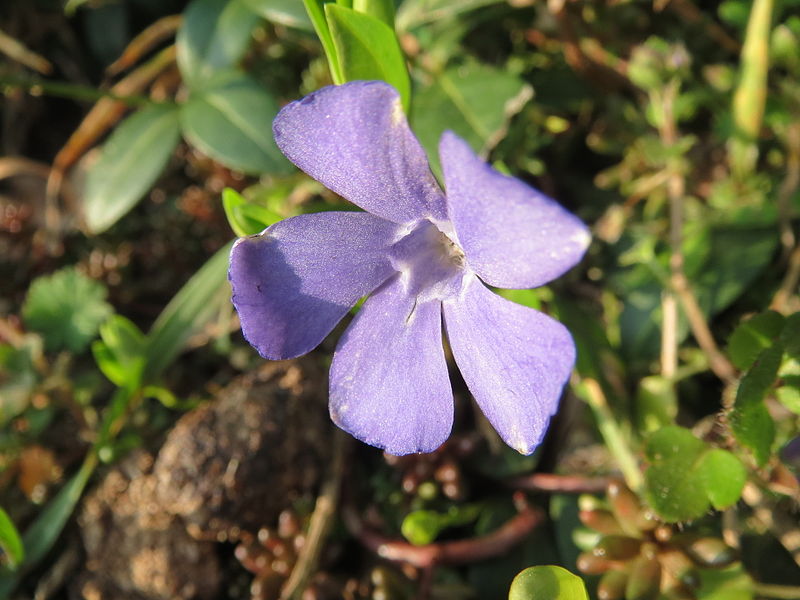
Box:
656, 81, 737, 385
0, 28, 53, 74
777, 123, 800, 260
344, 493, 544, 568
506, 472, 610, 494
772, 245, 800, 314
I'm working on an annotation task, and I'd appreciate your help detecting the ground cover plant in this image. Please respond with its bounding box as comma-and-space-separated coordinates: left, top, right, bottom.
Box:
1, 0, 799, 599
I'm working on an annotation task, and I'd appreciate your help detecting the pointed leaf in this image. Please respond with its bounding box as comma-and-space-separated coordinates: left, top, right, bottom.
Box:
303, 0, 344, 83
144, 241, 234, 381
0, 507, 23, 569
726, 310, 784, 370
325, 4, 410, 111
84, 104, 181, 233
731, 344, 780, 466
240, 0, 312, 29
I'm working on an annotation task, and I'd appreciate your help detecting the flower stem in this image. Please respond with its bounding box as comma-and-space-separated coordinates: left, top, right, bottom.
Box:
574, 377, 643, 492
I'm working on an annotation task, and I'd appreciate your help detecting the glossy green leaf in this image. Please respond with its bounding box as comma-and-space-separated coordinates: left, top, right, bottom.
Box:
508, 566, 589, 600
353, 0, 395, 26
143, 241, 234, 381
84, 104, 180, 233
644, 426, 746, 522
22, 268, 112, 353
325, 4, 410, 111
176, 0, 260, 88
221, 187, 282, 236
303, 0, 344, 83
726, 310, 785, 370
411, 63, 531, 175
240, 0, 312, 29
181, 71, 290, 175
731, 344, 780, 465
0, 507, 23, 569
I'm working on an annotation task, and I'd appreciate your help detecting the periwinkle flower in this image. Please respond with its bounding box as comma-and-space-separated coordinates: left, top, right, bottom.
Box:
229, 81, 590, 456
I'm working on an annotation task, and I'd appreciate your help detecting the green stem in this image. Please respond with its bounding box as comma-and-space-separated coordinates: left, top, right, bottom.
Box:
0, 74, 165, 107
575, 377, 643, 492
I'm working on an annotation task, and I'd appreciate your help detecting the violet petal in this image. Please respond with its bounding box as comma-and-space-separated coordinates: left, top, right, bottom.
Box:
443, 274, 575, 455
273, 81, 446, 224
229, 211, 398, 360
440, 132, 590, 289
330, 275, 453, 455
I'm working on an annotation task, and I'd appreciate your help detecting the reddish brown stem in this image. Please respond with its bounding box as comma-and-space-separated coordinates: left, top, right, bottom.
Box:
344, 496, 544, 569
506, 472, 611, 494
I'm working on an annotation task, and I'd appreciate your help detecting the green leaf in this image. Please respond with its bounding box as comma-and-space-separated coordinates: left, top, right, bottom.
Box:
303, 0, 344, 83
240, 0, 312, 29
696, 449, 748, 510
644, 426, 746, 522
0, 457, 96, 597
0, 340, 38, 425
401, 510, 442, 546
325, 4, 410, 111
176, 0, 260, 88
0, 507, 23, 569
84, 104, 181, 233
92, 316, 147, 388
731, 344, 780, 465
221, 188, 282, 236
353, 0, 395, 26
508, 566, 589, 600
22, 268, 112, 353
143, 241, 234, 381
726, 310, 785, 370
635, 375, 677, 434
776, 384, 800, 415
780, 312, 800, 358
181, 71, 290, 175
411, 63, 531, 175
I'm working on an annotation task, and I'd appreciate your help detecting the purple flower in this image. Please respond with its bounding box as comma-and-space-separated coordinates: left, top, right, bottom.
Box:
229, 81, 590, 456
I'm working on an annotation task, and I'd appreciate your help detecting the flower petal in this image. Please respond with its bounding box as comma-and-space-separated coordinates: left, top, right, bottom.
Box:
229, 212, 398, 360
443, 274, 575, 454
273, 81, 446, 224
440, 132, 590, 289
330, 276, 453, 455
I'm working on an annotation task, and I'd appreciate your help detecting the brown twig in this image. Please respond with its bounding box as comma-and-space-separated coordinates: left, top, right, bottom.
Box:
106, 15, 182, 76
777, 126, 800, 260
656, 81, 737, 385
506, 472, 611, 494
344, 493, 544, 569
0, 28, 53, 74
663, 0, 741, 54
772, 245, 800, 314
280, 430, 347, 600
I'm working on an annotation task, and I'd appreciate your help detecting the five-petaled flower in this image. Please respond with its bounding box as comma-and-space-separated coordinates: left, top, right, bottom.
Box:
229, 81, 590, 456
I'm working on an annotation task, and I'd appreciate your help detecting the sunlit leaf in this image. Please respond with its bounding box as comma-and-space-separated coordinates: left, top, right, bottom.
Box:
508, 565, 589, 600
644, 426, 746, 522
325, 4, 410, 111
221, 187, 282, 237
0, 507, 23, 569
726, 310, 784, 371
730, 344, 780, 465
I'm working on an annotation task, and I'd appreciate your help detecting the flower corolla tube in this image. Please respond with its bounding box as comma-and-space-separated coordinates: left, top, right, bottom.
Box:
229, 81, 590, 456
